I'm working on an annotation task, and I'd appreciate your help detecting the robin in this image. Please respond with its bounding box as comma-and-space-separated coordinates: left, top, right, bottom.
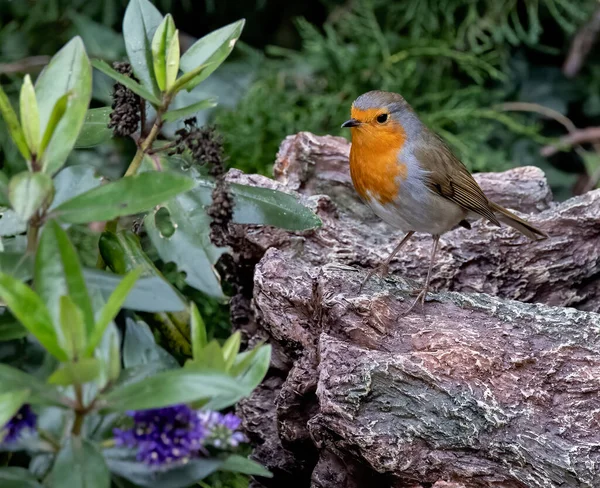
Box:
341, 90, 547, 313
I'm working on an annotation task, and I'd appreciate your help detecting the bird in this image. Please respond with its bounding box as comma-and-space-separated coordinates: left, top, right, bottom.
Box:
341, 90, 547, 313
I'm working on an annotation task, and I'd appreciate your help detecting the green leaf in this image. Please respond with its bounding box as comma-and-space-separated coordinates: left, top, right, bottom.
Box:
178, 19, 245, 91
187, 340, 226, 372
50, 164, 102, 210
8, 172, 54, 222
0, 467, 44, 488
35, 220, 95, 337
219, 454, 273, 478
190, 302, 207, 360
19, 75, 40, 155
0, 313, 27, 341
170, 62, 216, 94
0, 171, 9, 206
0, 209, 27, 237
74, 107, 113, 148
35, 37, 92, 175
38, 92, 69, 157
91, 59, 161, 106
144, 192, 226, 299
0, 84, 31, 161
166, 29, 180, 91
195, 179, 322, 230
58, 295, 86, 360
0, 389, 29, 437
0, 364, 65, 405
101, 369, 244, 411
48, 358, 102, 386
122, 318, 178, 370
152, 14, 177, 91
123, 0, 164, 95
68, 11, 125, 61
0, 273, 66, 361
52, 171, 195, 224
162, 98, 217, 123
0, 252, 32, 281
50, 437, 110, 488
83, 268, 185, 313
96, 322, 121, 384
86, 268, 142, 355
222, 331, 241, 370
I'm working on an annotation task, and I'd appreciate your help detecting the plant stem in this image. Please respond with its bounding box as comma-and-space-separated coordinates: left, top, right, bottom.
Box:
26, 220, 40, 254
72, 384, 85, 436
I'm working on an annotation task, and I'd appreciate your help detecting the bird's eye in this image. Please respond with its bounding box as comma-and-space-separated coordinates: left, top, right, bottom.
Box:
376, 113, 388, 124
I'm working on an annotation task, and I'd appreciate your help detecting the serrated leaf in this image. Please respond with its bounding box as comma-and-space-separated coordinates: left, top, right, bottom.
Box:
91, 59, 161, 106
74, 107, 112, 148
51, 171, 195, 224
19, 75, 40, 155
50, 437, 110, 488
0, 84, 31, 161
178, 19, 245, 91
35, 37, 92, 175
162, 98, 217, 123
8, 172, 54, 222
48, 358, 102, 386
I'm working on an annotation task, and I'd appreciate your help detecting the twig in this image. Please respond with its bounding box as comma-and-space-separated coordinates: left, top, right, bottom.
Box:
0, 55, 50, 75
540, 127, 600, 156
498, 102, 577, 133
563, 6, 600, 78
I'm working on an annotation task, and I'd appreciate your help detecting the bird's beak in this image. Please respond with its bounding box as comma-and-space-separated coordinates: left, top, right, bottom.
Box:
341, 118, 361, 128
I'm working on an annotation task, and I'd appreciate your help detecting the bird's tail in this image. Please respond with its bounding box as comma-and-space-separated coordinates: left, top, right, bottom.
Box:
489, 201, 548, 240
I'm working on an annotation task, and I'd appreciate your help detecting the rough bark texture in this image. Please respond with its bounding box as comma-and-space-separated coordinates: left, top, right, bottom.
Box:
227, 133, 600, 487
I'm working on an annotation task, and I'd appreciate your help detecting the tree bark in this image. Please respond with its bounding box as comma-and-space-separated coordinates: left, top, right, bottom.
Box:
227, 132, 600, 487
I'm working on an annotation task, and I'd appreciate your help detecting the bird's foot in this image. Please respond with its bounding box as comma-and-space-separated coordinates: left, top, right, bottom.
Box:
359, 263, 390, 292
400, 286, 429, 316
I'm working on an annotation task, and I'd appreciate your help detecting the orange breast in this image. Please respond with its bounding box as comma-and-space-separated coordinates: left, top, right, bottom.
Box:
349, 123, 407, 205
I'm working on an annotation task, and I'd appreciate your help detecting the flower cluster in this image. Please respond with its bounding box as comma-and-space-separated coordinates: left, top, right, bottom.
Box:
2, 404, 36, 443
113, 405, 246, 467
108, 61, 141, 137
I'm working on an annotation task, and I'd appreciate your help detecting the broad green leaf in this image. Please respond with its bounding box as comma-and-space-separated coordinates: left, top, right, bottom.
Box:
165, 29, 180, 91
0, 364, 65, 405
0, 313, 27, 341
170, 62, 216, 94
19, 75, 40, 154
85, 268, 142, 355
186, 340, 226, 372
50, 437, 110, 488
122, 0, 163, 94
222, 331, 241, 370
0, 171, 9, 206
0, 209, 26, 237
95, 322, 121, 385
151, 14, 176, 91
0, 252, 32, 281
0, 389, 30, 437
101, 370, 244, 411
35, 221, 94, 336
162, 98, 217, 123
38, 92, 69, 157
48, 358, 102, 386
219, 454, 273, 478
83, 268, 185, 313
52, 172, 195, 224
68, 11, 125, 61
0, 84, 31, 161
105, 448, 222, 488
35, 37, 92, 175
122, 318, 178, 370
195, 179, 322, 230
74, 108, 113, 148
0, 273, 66, 361
8, 172, 54, 222
91, 59, 161, 106
58, 295, 86, 360
144, 192, 226, 299
178, 19, 245, 91
190, 302, 207, 360
0, 467, 44, 488
50, 164, 102, 210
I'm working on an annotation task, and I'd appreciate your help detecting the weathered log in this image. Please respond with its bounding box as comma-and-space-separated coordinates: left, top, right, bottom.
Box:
226, 133, 600, 487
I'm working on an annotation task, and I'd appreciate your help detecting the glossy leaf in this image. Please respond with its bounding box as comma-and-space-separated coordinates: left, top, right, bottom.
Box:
0, 273, 66, 361
51, 437, 110, 488
58, 295, 86, 360
101, 369, 244, 411
122, 0, 163, 94
162, 98, 217, 123
0, 389, 30, 437
35, 37, 92, 175
85, 268, 142, 355
83, 268, 185, 313
51, 171, 195, 224
144, 192, 226, 299
74, 107, 112, 148
19, 75, 40, 154
190, 302, 207, 360
0, 364, 65, 405
151, 14, 177, 91
91, 59, 161, 106
38, 92, 69, 157
0, 467, 44, 488
50, 164, 102, 210
0, 84, 31, 161
178, 19, 245, 91
48, 358, 102, 386
219, 454, 273, 478
8, 172, 54, 222
35, 220, 94, 336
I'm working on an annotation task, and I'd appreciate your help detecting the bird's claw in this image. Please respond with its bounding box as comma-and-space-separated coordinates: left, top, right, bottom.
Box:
358, 264, 390, 292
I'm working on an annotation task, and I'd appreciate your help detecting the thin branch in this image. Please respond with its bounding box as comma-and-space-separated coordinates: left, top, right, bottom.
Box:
563, 6, 600, 78
540, 127, 600, 157
0, 56, 50, 75
498, 102, 577, 133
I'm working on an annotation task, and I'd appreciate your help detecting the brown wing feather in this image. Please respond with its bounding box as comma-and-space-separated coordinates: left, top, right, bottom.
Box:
414, 129, 501, 226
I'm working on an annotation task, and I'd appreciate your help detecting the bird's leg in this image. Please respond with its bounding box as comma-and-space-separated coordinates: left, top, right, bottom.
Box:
359, 231, 415, 292
403, 234, 440, 315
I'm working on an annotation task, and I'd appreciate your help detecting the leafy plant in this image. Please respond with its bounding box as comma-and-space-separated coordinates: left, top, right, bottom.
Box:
0, 0, 322, 485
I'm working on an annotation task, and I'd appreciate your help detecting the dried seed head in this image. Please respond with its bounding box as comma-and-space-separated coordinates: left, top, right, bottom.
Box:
108, 62, 141, 137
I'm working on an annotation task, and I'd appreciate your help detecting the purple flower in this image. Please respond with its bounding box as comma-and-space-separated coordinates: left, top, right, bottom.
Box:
2, 404, 36, 443
198, 411, 247, 448
113, 405, 206, 467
